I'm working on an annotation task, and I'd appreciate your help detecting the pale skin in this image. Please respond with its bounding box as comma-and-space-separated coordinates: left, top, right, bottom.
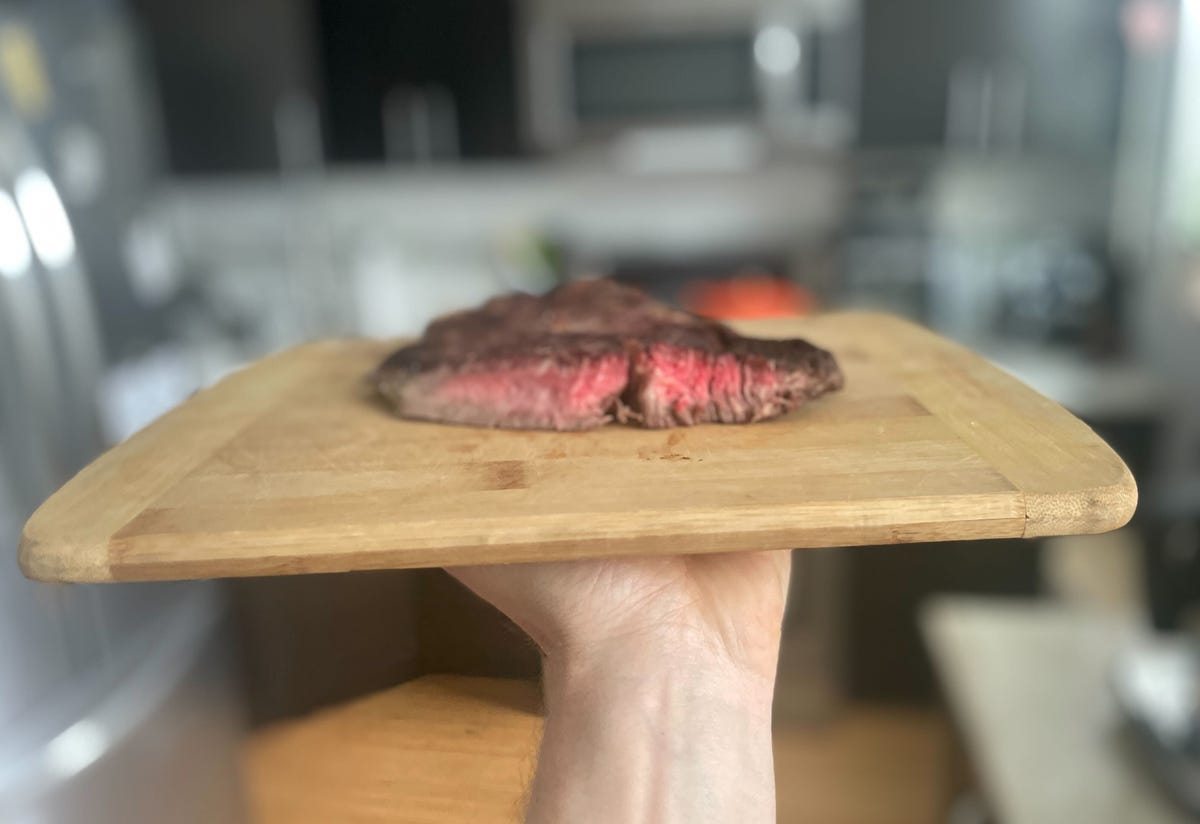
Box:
448, 549, 792, 824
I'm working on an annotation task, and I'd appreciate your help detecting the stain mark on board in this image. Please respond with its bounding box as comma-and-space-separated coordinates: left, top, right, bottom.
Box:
482, 460, 528, 490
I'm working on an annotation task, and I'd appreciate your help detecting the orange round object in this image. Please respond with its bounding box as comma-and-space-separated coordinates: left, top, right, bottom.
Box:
684, 274, 815, 320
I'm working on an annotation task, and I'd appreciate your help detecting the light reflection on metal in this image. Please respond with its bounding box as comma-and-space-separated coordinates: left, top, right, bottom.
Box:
41, 719, 109, 781
14, 167, 75, 268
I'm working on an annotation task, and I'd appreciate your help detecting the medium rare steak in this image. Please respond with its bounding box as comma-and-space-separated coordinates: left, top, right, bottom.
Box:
371, 279, 843, 430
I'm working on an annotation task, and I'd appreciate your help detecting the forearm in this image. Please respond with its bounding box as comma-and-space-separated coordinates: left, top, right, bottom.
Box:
527, 640, 777, 824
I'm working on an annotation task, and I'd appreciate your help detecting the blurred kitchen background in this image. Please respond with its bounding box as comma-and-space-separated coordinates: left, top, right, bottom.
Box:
1, 0, 1199, 821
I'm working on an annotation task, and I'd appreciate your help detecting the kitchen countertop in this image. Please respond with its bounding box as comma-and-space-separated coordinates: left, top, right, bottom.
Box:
982, 342, 1165, 421
922, 597, 1191, 824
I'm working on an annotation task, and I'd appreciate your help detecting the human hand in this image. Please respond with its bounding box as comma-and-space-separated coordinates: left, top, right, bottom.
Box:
447, 550, 792, 824
448, 550, 791, 682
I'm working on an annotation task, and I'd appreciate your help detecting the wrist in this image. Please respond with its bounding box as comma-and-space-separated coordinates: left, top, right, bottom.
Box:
547, 612, 784, 691
532, 627, 778, 824
543, 627, 778, 717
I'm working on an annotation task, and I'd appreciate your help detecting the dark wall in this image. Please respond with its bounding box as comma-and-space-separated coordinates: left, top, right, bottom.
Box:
859, 0, 972, 148
129, 0, 316, 173
847, 537, 1041, 703
228, 571, 422, 725
859, 0, 1125, 155
129, 0, 520, 171
315, 0, 520, 161
228, 568, 539, 726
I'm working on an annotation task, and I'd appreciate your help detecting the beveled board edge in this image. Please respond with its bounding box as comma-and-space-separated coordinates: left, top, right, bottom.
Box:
18, 341, 356, 582
103, 499, 1025, 581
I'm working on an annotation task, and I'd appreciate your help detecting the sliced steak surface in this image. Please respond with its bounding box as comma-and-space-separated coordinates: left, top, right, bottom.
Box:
371, 279, 843, 430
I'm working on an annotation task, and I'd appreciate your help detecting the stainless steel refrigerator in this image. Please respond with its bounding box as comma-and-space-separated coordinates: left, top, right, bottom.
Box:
0, 4, 247, 821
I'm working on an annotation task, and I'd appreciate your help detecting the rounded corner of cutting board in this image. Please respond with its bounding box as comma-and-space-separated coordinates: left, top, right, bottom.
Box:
808, 310, 1142, 543
1022, 456, 1139, 539
18, 520, 113, 583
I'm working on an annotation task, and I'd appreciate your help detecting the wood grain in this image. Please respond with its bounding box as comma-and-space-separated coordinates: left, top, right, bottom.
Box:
243, 675, 542, 824
20, 313, 1136, 583
242, 674, 954, 824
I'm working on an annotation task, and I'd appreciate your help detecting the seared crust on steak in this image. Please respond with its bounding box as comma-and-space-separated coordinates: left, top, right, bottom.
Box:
371, 279, 843, 430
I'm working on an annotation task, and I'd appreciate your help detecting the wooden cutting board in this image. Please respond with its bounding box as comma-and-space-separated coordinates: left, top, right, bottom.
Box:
19, 312, 1136, 583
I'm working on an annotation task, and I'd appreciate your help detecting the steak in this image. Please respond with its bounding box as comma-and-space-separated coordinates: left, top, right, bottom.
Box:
371, 279, 843, 430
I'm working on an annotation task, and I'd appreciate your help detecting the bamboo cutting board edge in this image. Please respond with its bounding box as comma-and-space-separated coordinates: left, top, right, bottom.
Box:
102, 505, 1025, 581
18, 341, 343, 583
18, 312, 1137, 583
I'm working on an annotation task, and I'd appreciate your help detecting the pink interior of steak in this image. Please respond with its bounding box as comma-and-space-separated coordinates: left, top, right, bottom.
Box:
386, 350, 629, 430
372, 279, 843, 430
